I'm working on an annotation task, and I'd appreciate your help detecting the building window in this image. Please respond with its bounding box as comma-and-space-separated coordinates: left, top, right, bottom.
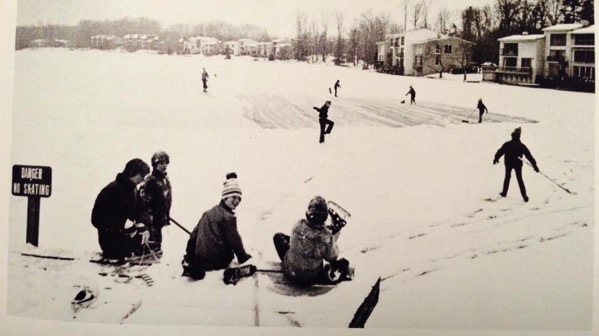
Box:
573, 66, 595, 80
574, 34, 594, 46
550, 34, 567, 46
503, 57, 517, 67
521, 58, 532, 68
401, 36, 405, 45
435, 44, 440, 54
444, 44, 453, 54
502, 43, 518, 56
548, 49, 566, 62
435, 55, 441, 65
574, 50, 595, 63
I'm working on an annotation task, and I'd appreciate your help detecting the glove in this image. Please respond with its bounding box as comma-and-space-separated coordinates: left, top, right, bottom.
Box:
493, 159, 499, 165
533, 165, 540, 173
135, 223, 150, 245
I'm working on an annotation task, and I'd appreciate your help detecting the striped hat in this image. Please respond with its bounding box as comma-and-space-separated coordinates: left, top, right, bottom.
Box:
222, 172, 242, 199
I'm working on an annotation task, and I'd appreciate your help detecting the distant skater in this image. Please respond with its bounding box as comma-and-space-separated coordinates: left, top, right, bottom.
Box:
313, 100, 334, 144
405, 85, 416, 105
334, 80, 341, 97
493, 127, 539, 202
202, 68, 209, 92
477, 98, 488, 123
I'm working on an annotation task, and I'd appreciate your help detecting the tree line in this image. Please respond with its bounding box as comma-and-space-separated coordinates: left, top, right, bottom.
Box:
15, 17, 275, 50
292, 0, 593, 66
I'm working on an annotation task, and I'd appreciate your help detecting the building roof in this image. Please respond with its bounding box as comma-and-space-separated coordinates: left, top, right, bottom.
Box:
406, 29, 439, 43
498, 34, 545, 42
571, 25, 595, 34
542, 23, 584, 32
417, 35, 475, 45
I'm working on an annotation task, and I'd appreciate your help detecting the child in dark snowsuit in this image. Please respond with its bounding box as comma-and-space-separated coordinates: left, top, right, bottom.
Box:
334, 80, 341, 97
493, 127, 539, 202
477, 98, 488, 123
313, 101, 334, 143
405, 85, 416, 105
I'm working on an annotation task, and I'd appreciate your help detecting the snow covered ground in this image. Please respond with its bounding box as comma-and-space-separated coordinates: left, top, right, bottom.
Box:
1, 48, 597, 336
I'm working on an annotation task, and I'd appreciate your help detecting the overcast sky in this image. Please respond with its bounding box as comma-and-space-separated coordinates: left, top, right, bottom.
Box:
16, 0, 497, 37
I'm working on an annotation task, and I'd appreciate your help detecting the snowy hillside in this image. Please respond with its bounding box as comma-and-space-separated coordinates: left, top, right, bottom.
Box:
4, 49, 596, 335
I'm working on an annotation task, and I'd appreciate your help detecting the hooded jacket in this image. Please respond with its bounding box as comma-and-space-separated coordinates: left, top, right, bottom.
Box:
186, 201, 249, 270
283, 218, 338, 284
91, 173, 142, 232
314, 104, 330, 119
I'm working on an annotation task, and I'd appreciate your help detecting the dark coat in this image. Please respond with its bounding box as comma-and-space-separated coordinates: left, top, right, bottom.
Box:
406, 88, 416, 97
494, 139, 537, 169
139, 169, 172, 229
283, 218, 338, 284
185, 202, 249, 270
91, 173, 141, 232
477, 101, 487, 113
314, 104, 330, 119
91, 173, 144, 258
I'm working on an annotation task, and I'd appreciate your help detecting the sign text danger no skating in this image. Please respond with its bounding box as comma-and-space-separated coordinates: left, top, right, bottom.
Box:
12, 165, 52, 198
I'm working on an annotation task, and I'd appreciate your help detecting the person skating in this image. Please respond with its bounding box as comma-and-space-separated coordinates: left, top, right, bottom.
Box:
272, 196, 351, 285
91, 159, 151, 260
138, 151, 172, 252
182, 172, 252, 280
477, 98, 488, 123
493, 127, 539, 202
201, 68, 209, 92
313, 100, 334, 143
334, 80, 341, 97
405, 85, 416, 105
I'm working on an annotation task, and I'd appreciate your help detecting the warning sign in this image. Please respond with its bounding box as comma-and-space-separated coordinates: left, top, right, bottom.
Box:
12, 165, 52, 198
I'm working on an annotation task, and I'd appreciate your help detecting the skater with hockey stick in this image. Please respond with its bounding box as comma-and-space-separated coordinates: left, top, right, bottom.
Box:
333, 80, 341, 97
313, 100, 334, 143
201, 68, 209, 92
477, 98, 489, 123
493, 127, 539, 202
182, 172, 252, 280
405, 85, 416, 105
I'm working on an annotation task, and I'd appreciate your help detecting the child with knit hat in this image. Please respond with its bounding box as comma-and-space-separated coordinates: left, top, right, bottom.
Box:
182, 172, 252, 280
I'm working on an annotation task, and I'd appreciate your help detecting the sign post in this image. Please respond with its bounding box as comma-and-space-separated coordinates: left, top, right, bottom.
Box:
12, 165, 52, 247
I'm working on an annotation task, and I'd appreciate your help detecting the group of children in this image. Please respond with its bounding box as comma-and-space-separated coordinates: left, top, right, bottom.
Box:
92, 153, 350, 286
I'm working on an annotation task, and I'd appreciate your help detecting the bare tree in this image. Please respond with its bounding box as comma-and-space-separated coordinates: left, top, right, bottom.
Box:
421, 0, 432, 29
547, 0, 565, 25
434, 8, 453, 34
413, 1, 424, 29
334, 12, 345, 64
496, 0, 521, 33
320, 9, 330, 62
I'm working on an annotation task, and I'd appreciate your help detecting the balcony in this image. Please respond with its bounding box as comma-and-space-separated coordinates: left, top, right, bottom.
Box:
546, 55, 566, 62
496, 66, 532, 74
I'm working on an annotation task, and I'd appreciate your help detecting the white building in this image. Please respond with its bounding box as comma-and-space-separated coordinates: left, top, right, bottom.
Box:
496, 33, 545, 84
224, 41, 241, 55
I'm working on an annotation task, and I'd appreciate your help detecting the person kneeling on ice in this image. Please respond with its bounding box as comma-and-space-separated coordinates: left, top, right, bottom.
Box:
182, 173, 252, 280
91, 159, 151, 261
272, 196, 352, 285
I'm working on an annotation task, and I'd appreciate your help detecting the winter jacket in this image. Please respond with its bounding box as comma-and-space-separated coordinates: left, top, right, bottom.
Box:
334, 81, 341, 89
91, 173, 142, 232
185, 201, 249, 270
202, 71, 209, 80
494, 139, 537, 169
283, 218, 338, 284
313, 104, 330, 119
477, 101, 487, 112
406, 88, 416, 97
139, 169, 172, 229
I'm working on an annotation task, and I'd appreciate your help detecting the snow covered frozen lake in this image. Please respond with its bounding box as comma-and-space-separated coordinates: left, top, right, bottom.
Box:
2, 48, 596, 336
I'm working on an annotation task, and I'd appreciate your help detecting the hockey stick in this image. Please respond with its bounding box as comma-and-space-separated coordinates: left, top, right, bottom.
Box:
461, 108, 477, 123
520, 158, 576, 195
169, 217, 192, 235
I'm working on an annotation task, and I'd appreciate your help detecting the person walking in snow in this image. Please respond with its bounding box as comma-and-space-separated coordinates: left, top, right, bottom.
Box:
138, 151, 172, 253
201, 68, 209, 92
313, 100, 334, 143
334, 80, 341, 97
493, 127, 539, 202
91, 159, 151, 260
182, 172, 252, 280
272, 196, 350, 285
477, 98, 488, 123
405, 85, 416, 105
